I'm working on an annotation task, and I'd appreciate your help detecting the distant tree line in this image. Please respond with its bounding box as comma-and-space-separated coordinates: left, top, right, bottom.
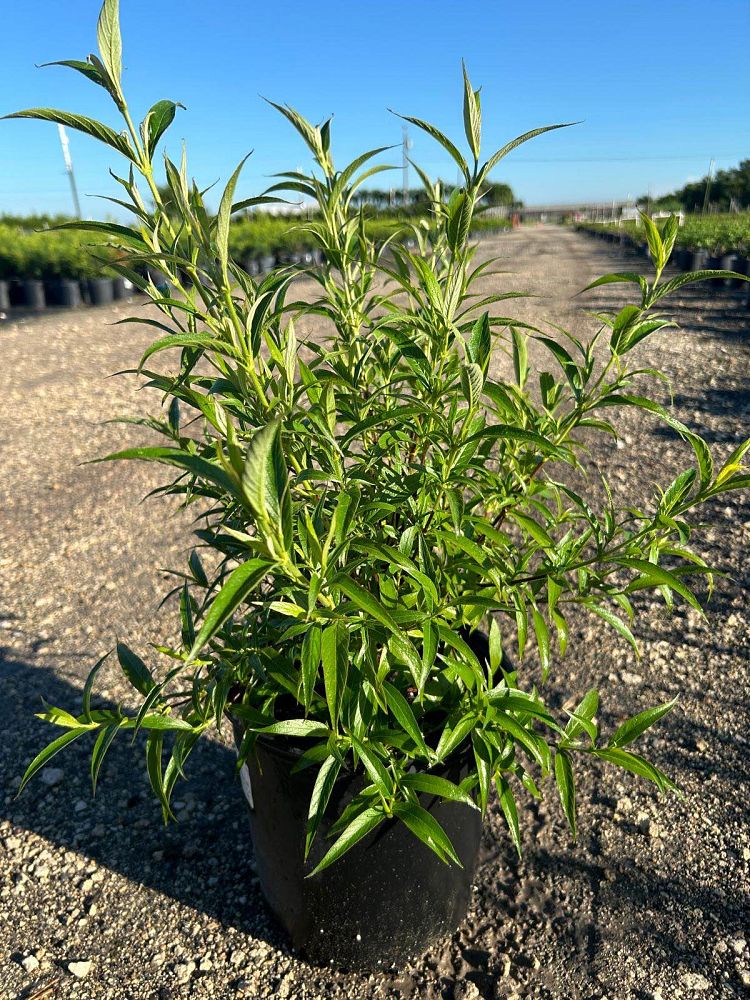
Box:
642, 160, 750, 213
351, 181, 518, 214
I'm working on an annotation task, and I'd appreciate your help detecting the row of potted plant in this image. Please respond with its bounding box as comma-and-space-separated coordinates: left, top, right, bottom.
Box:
0, 224, 130, 310
576, 220, 750, 297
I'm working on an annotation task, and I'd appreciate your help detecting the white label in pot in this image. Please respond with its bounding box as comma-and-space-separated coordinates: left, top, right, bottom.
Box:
239, 763, 254, 809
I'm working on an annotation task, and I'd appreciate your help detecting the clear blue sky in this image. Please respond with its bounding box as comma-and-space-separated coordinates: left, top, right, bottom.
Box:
1, 0, 748, 217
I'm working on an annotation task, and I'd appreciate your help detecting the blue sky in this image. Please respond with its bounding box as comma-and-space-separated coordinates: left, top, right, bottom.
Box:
1, 0, 748, 217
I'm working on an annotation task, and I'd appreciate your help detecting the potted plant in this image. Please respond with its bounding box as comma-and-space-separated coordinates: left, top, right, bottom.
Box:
7, 0, 750, 973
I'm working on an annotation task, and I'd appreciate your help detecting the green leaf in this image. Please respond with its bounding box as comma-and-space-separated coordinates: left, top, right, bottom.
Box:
305, 754, 341, 858
337, 576, 422, 683
401, 772, 479, 809
467, 311, 491, 371
4, 109, 134, 160
301, 625, 322, 711
143, 100, 181, 160
392, 112, 469, 181
19, 728, 91, 794
511, 327, 528, 387
188, 558, 273, 660
82, 650, 112, 721
90, 723, 120, 795
94, 446, 240, 500
531, 607, 551, 679
554, 750, 576, 839
608, 697, 678, 748
116, 642, 154, 696
392, 800, 461, 865
618, 557, 703, 613
242, 421, 292, 551
482, 122, 576, 175
308, 804, 384, 876
461, 62, 481, 159
564, 689, 598, 741
321, 622, 348, 730
40, 58, 107, 89
435, 713, 476, 761
216, 153, 251, 279
350, 735, 393, 799
97, 0, 123, 90
488, 618, 502, 675
594, 747, 677, 793
586, 602, 639, 656
497, 775, 522, 856
258, 719, 329, 738
383, 682, 431, 757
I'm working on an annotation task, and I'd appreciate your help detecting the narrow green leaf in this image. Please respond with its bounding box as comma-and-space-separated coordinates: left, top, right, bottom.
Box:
97, 0, 123, 89
19, 728, 90, 794
554, 750, 576, 839
497, 775, 522, 856
383, 682, 431, 757
308, 804, 384, 876
608, 697, 678, 748
188, 558, 273, 661
5, 109, 134, 160
116, 642, 154, 696
305, 754, 341, 858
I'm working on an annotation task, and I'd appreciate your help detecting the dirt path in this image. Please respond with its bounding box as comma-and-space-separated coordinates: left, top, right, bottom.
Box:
0, 227, 748, 999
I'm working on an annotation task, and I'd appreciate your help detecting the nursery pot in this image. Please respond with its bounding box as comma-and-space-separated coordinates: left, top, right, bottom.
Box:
0, 280, 10, 312
44, 278, 82, 308
22, 279, 46, 310
688, 248, 708, 271
729, 255, 748, 288
259, 253, 276, 272
231, 725, 482, 972
87, 277, 115, 306
112, 277, 131, 300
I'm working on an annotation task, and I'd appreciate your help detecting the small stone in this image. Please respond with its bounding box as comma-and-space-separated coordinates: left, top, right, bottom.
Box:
622, 671, 643, 686
454, 982, 481, 1000
695, 739, 708, 752
21, 955, 40, 973
151, 952, 166, 968
743, 847, 750, 862
680, 971, 710, 991
74, 800, 87, 813
68, 960, 92, 979
174, 961, 196, 984
230, 949, 246, 966
198, 957, 213, 972
731, 937, 746, 955
40, 767, 64, 787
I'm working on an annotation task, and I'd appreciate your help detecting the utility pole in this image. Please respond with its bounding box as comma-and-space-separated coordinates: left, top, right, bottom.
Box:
57, 124, 81, 219
402, 126, 411, 208
702, 158, 715, 215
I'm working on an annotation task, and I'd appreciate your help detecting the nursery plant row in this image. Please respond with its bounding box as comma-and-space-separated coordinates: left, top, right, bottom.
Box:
576, 217, 750, 306
0, 213, 512, 312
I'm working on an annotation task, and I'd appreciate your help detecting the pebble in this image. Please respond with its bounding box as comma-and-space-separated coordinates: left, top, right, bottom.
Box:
174, 960, 196, 984
680, 971, 710, 991
21, 954, 40, 973
68, 960, 92, 979
230, 949, 246, 966
454, 982, 481, 1000
40, 767, 64, 787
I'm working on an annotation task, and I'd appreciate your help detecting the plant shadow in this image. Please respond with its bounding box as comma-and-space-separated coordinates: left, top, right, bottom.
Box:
0, 648, 289, 952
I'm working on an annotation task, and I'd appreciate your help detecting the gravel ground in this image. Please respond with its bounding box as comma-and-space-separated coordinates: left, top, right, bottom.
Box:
0, 226, 748, 1000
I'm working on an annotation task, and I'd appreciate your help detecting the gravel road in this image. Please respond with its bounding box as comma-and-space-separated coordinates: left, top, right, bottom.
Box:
1, 226, 748, 1000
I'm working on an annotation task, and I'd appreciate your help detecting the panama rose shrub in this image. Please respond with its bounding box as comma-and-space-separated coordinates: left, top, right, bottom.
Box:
10, 0, 750, 873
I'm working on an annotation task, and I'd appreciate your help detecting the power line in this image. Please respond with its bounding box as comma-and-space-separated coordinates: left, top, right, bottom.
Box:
498, 153, 746, 164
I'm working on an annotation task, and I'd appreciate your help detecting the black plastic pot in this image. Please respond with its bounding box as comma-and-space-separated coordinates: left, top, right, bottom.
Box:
730, 255, 748, 289
22, 279, 46, 309
112, 277, 131, 300
234, 729, 482, 972
45, 278, 82, 308
243, 257, 261, 277
0, 280, 10, 312
259, 253, 275, 272
688, 249, 708, 271
87, 278, 115, 306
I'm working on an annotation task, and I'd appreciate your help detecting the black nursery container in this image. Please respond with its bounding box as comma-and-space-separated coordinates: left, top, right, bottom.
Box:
112, 277, 131, 300
0, 280, 9, 311
22, 279, 45, 309
234, 731, 482, 972
45, 278, 82, 308
87, 277, 115, 306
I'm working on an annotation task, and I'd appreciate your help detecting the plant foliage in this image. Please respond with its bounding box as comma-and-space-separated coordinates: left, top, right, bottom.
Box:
10, 0, 750, 872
